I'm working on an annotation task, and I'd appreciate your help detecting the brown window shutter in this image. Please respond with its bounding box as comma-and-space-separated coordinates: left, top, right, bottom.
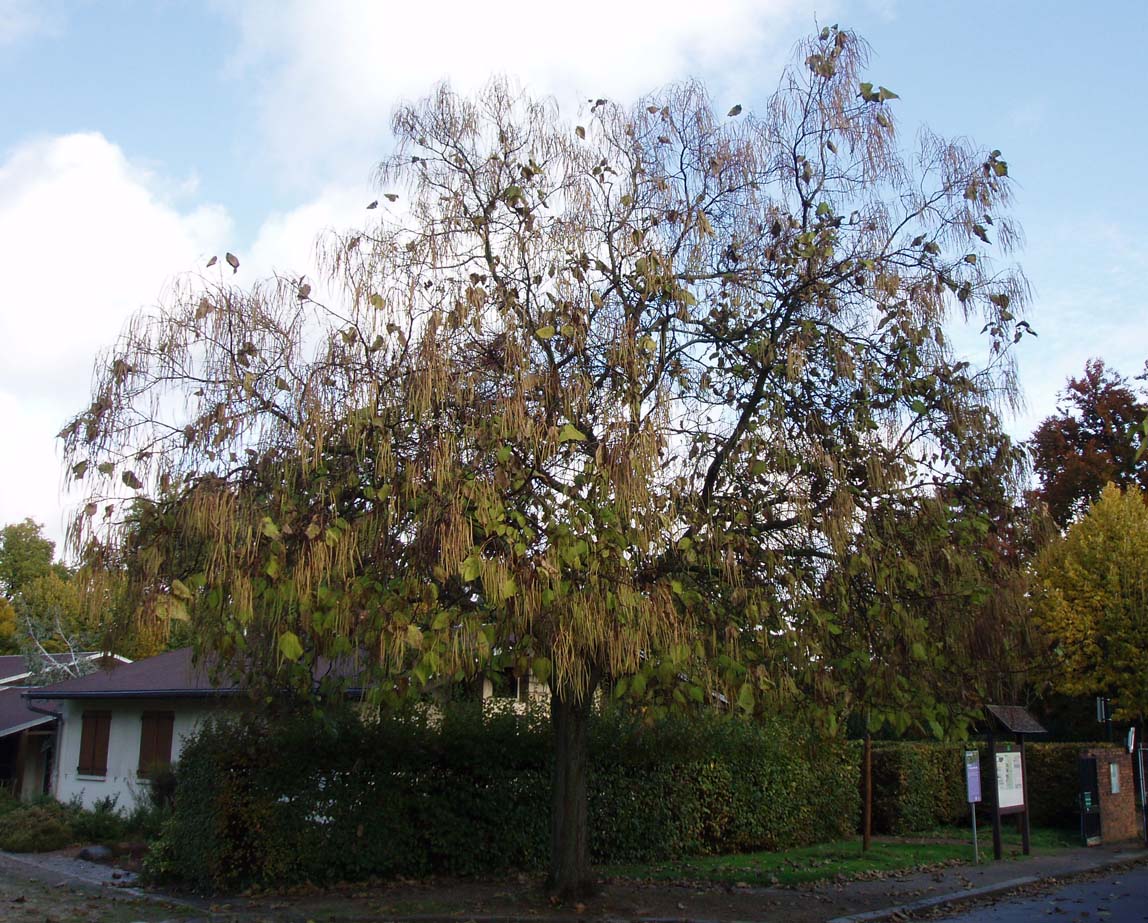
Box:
138, 715, 155, 774
139, 712, 175, 776
93, 712, 110, 774
79, 711, 111, 775
78, 713, 96, 772
155, 712, 174, 766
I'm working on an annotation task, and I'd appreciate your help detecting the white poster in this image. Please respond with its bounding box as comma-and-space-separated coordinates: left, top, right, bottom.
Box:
996, 751, 1024, 809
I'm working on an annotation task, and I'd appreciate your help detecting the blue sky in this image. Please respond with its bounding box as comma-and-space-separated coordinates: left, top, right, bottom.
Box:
1, 0, 1145, 548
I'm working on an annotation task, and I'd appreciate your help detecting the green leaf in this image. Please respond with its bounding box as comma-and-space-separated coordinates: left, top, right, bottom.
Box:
536, 326, 556, 339
158, 596, 188, 623
278, 631, 304, 662
121, 470, 143, 490
260, 517, 281, 540
878, 86, 899, 101
557, 423, 587, 442
531, 656, 552, 686
97, 462, 115, 476
460, 555, 482, 582
737, 683, 755, 713
170, 578, 193, 601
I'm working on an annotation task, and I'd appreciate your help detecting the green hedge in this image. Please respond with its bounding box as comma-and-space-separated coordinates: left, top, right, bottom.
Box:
869, 741, 1099, 834
146, 706, 860, 891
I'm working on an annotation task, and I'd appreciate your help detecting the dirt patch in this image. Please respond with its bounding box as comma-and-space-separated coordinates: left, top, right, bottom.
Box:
0, 861, 193, 923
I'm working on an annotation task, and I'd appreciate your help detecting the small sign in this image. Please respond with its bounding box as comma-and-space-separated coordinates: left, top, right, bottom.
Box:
996, 751, 1025, 809
1128, 727, 1137, 754
965, 750, 982, 804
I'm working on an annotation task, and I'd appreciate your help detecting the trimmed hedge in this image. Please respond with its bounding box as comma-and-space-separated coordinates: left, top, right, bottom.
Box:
869, 741, 1100, 834
146, 706, 860, 891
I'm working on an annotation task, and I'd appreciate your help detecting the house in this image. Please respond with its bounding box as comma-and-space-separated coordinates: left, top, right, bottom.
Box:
23, 648, 237, 810
22, 645, 550, 809
0, 687, 57, 797
0, 652, 131, 799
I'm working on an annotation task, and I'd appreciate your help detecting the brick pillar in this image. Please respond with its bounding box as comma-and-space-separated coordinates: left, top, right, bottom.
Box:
1083, 747, 1139, 842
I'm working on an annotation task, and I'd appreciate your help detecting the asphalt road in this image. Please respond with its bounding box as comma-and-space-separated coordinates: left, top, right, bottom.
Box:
934, 865, 1148, 922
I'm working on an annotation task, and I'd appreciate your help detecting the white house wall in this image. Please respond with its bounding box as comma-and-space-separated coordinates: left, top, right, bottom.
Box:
53, 698, 226, 810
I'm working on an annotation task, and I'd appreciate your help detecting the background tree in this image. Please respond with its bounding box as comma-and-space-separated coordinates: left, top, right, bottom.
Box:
0, 518, 60, 598
0, 596, 17, 654
1028, 359, 1148, 527
62, 28, 1030, 897
809, 458, 1040, 849
1031, 483, 1148, 721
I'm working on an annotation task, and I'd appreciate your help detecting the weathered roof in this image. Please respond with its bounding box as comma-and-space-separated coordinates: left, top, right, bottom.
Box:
24, 647, 367, 701
0, 687, 58, 737
24, 648, 238, 700
0, 652, 131, 686
985, 704, 1047, 735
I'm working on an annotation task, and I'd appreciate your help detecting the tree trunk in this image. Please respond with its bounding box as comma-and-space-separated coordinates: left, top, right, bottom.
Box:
862, 731, 872, 852
549, 682, 595, 900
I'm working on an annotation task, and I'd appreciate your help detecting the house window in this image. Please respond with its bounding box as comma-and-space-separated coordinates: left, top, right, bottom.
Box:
77, 711, 111, 776
138, 711, 175, 777
492, 669, 527, 702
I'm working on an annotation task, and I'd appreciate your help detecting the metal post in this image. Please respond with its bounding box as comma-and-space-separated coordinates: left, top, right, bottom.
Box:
971, 801, 979, 863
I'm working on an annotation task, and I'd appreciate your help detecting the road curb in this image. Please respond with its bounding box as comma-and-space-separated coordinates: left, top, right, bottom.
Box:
826, 851, 1148, 923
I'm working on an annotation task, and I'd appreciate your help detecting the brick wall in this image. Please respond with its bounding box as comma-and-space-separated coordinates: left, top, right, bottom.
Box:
1083, 747, 1139, 843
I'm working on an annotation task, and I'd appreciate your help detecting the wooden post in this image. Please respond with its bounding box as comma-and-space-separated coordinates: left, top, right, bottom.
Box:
1019, 734, 1031, 856
863, 732, 872, 852
989, 727, 1003, 860
12, 731, 28, 799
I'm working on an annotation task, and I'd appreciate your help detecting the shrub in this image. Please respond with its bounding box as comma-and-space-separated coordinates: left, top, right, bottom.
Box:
0, 803, 74, 852
147, 706, 860, 891
868, 740, 1101, 835
68, 794, 127, 844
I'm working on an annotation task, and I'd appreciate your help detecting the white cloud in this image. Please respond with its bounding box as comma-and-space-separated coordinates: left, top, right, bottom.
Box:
219, 0, 820, 190
1008, 219, 1148, 439
0, 133, 232, 548
0, 0, 62, 46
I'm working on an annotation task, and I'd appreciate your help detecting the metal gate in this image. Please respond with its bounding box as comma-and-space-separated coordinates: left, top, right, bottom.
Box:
1078, 756, 1101, 845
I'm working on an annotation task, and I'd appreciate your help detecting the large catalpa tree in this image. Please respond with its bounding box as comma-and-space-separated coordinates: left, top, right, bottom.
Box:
62, 28, 1029, 896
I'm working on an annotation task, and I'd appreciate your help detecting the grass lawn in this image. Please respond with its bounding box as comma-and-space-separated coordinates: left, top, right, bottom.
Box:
604, 825, 1079, 887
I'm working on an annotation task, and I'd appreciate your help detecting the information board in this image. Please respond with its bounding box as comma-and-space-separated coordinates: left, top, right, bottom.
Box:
965, 750, 982, 804
996, 751, 1024, 809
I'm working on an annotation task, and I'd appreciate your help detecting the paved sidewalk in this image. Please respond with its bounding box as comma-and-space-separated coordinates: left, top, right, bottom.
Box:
2, 843, 1146, 922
